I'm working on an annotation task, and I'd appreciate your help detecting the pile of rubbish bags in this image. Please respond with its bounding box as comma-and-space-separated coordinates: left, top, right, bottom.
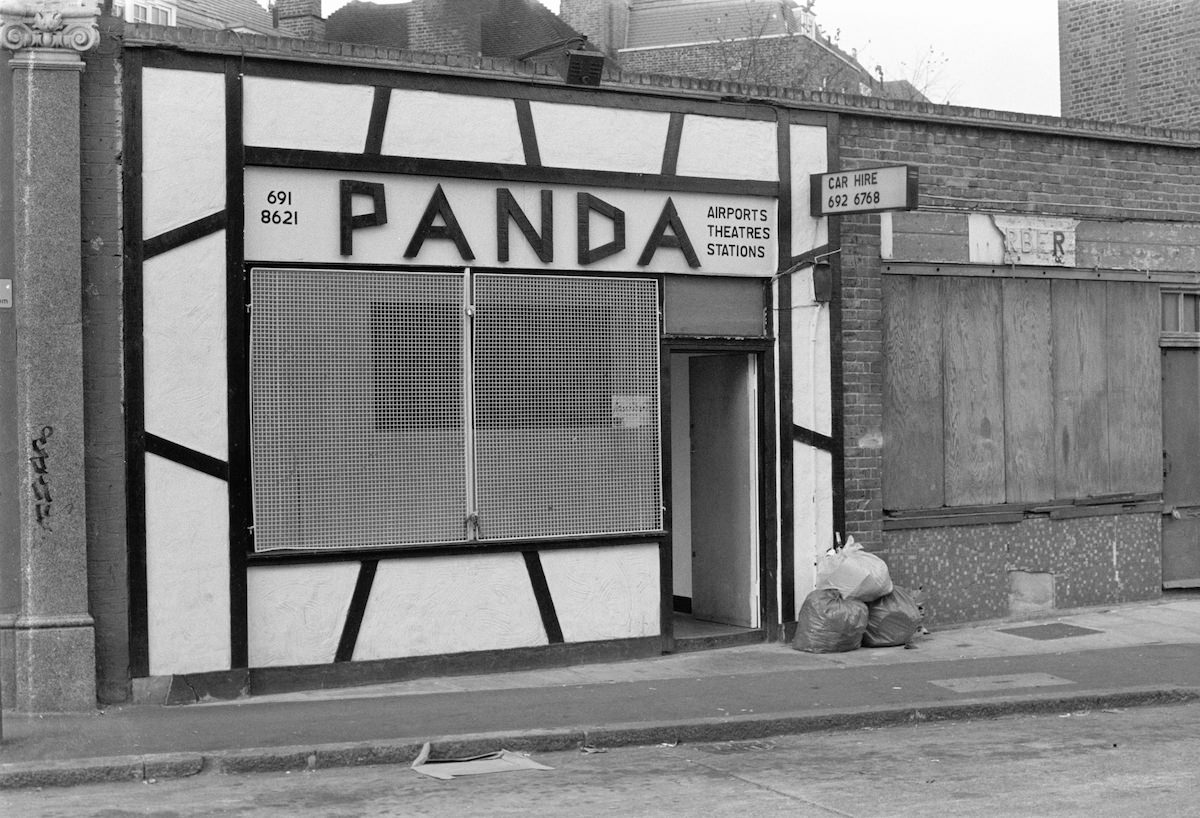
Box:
793, 538, 924, 653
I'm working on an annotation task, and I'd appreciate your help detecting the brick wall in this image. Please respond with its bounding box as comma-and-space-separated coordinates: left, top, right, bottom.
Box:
620, 35, 868, 95
81, 18, 131, 704
835, 210, 883, 548
276, 0, 325, 40
1061, 0, 1200, 129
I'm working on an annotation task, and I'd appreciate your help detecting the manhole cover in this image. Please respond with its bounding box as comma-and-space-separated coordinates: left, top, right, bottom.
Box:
998, 623, 1103, 640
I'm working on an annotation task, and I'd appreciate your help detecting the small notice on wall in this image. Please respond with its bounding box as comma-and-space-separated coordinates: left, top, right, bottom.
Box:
0, 279, 11, 308
612, 395, 653, 429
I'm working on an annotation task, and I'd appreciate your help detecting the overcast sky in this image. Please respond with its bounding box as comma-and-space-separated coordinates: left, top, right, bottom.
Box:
307, 0, 1061, 117
813, 0, 1060, 115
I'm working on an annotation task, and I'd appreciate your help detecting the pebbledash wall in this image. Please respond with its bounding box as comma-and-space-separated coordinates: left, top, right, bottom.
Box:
37, 23, 1200, 705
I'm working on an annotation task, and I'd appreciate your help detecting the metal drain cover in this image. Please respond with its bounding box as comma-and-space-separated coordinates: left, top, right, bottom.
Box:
998, 623, 1103, 640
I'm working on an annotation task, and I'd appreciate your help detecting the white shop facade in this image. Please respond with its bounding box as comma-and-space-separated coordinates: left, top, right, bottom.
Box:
129, 48, 837, 697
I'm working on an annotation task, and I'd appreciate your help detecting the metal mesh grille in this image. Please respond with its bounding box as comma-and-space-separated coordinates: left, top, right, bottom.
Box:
473, 274, 662, 539
250, 269, 466, 551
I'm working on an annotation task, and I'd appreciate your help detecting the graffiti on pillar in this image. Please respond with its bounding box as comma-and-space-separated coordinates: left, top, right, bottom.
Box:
30, 426, 54, 528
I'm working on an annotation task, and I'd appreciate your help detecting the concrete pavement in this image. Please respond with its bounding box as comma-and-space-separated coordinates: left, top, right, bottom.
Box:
2, 594, 1199, 789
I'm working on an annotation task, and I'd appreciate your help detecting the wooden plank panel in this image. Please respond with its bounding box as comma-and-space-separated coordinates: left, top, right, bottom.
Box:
1002, 278, 1055, 502
889, 211, 969, 263
883, 275, 944, 509
943, 278, 1005, 505
1077, 220, 1200, 272
1106, 281, 1162, 495
1052, 279, 1110, 499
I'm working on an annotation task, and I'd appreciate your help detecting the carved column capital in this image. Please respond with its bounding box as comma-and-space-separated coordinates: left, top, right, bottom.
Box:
0, 1, 100, 54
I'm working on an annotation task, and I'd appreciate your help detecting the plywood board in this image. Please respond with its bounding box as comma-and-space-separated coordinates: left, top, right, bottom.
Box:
888, 211, 969, 263
942, 278, 1005, 505
1106, 281, 1162, 495
1002, 279, 1055, 502
1052, 279, 1110, 499
1077, 220, 1200, 272
883, 275, 944, 509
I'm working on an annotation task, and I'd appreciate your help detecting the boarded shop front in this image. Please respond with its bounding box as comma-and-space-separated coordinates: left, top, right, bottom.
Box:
875, 211, 1185, 621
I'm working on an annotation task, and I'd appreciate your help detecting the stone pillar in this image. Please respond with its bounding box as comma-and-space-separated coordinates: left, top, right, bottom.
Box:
1, 0, 100, 712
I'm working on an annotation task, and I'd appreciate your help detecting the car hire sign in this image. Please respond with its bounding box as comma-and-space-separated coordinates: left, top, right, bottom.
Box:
810, 165, 918, 216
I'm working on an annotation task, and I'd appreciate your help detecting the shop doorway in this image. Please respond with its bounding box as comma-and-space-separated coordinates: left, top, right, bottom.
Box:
669, 352, 761, 640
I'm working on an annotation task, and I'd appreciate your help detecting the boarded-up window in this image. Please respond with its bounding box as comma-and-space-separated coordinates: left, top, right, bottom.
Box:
883, 274, 1161, 510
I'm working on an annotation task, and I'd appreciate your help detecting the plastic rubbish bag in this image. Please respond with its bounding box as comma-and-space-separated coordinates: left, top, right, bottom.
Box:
792, 588, 869, 653
862, 585, 924, 648
815, 538, 893, 603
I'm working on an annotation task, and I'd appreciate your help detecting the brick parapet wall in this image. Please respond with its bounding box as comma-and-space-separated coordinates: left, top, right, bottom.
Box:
82, 18, 130, 704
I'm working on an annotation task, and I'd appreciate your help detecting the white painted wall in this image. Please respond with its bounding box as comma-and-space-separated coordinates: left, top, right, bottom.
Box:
793, 445, 834, 608
677, 115, 777, 181
145, 455, 230, 675
142, 231, 227, 461
968, 212, 1006, 263
540, 545, 660, 642
669, 356, 692, 599
353, 554, 545, 660
790, 270, 834, 610
243, 77, 375, 153
382, 90, 524, 164
141, 68, 225, 238
530, 102, 670, 173
247, 563, 359, 668
791, 269, 832, 438
789, 124, 830, 253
